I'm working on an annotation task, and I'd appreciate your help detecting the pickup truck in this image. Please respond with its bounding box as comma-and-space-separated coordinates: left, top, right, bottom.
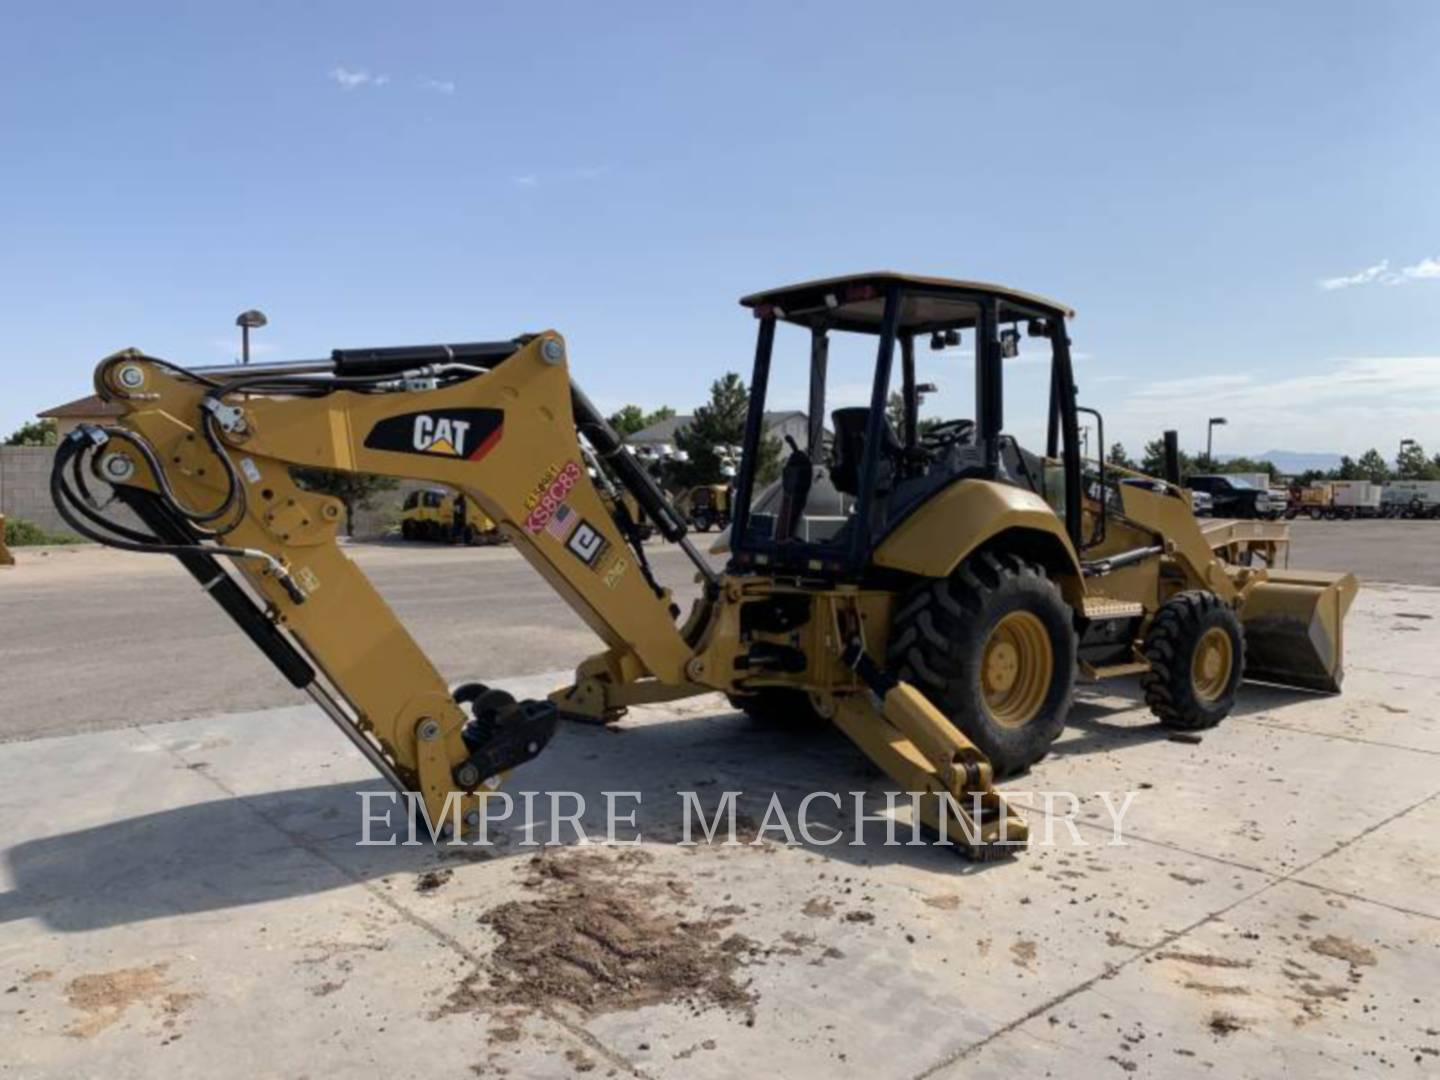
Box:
1185, 474, 1275, 520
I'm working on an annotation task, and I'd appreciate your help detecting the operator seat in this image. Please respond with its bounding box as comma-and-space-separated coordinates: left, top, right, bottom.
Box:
830, 407, 903, 497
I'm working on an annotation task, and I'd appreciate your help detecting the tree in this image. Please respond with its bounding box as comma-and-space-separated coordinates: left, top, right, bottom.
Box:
1355, 448, 1390, 484
4, 418, 57, 446
1140, 438, 1192, 479
290, 468, 399, 537
608, 404, 675, 437
1334, 455, 1360, 480
674, 373, 780, 487
1395, 441, 1439, 480
885, 391, 943, 441
1209, 455, 1277, 480
885, 391, 905, 433
1108, 443, 1137, 471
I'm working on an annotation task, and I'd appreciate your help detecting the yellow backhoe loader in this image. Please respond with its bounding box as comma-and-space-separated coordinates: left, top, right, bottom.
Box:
53, 273, 1356, 859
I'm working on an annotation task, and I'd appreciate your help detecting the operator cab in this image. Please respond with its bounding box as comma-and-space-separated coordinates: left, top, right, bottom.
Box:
729, 272, 1084, 578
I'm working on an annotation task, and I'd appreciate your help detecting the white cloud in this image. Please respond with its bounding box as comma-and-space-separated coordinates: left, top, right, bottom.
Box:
420, 77, 456, 95
1319, 257, 1440, 290
512, 174, 539, 188
1103, 355, 1440, 456
1401, 256, 1440, 282
329, 66, 389, 90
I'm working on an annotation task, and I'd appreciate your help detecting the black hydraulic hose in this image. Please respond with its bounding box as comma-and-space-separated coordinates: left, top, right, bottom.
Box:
116, 486, 316, 688
61, 442, 161, 545
93, 418, 245, 532
570, 383, 687, 542
50, 429, 306, 604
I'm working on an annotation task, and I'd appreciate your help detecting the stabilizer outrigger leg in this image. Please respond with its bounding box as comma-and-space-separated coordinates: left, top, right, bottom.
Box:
837, 642, 1028, 861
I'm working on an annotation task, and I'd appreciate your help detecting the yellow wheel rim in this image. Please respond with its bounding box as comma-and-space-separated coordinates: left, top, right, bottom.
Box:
981, 611, 1053, 728
1191, 626, 1234, 703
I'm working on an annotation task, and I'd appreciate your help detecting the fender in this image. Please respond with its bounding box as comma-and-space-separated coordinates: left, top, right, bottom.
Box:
873, 479, 1084, 589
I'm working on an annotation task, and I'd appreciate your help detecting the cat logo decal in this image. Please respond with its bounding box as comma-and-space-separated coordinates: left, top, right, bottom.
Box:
363, 409, 504, 462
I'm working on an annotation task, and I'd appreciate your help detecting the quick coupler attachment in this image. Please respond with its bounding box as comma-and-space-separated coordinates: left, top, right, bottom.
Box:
450, 684, 559, 789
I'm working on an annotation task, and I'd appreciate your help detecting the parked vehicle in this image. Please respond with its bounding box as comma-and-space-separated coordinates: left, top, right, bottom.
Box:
1120, 477, 1212, 516
1185, 474, 1274, 519
1285, 482, 1332, 520
401, 488, 503, 544
1383, 480, 1440, 519
1328, 480, 1383, 520
682, 484, 733, 532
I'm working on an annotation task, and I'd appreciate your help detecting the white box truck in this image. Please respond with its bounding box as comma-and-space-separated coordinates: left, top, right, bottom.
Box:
1383, 480, 1440, 518
1329, 480, 1383, 519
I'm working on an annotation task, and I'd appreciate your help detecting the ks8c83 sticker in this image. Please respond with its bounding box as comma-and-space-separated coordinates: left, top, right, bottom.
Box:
523, 460, 583, 534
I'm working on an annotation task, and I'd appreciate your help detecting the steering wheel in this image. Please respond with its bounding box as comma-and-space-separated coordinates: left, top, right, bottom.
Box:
920, 418, 975, 450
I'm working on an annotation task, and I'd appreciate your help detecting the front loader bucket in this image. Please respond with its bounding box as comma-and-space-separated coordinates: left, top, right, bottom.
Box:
1240, 569, 1358, 693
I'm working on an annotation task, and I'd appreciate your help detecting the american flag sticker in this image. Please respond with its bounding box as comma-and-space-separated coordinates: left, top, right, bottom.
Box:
545, 502, 579, 541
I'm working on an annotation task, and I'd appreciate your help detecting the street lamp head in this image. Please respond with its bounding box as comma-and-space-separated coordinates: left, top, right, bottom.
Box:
235, 309, 268, 329
1209, 417, 1228, 426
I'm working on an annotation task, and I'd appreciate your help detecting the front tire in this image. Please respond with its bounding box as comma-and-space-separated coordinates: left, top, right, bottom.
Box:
1140, 591, 1244, 730
891, 552, 1077, 776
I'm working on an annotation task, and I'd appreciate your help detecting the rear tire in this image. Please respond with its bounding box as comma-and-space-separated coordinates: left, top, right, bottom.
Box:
891, 552, 1077, 777
1140, 591, 1244, 730
401, 520, 416, 541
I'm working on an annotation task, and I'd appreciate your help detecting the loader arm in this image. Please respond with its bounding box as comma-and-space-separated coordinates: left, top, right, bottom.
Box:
61, 334, 707, 827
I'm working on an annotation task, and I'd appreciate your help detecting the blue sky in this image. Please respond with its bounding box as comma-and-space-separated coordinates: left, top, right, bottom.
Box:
2, 1, 1436, 459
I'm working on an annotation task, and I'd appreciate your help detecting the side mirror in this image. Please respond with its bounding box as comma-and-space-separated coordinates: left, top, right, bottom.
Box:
1026, 319, 1050, 338
1000, 329, 1021, 359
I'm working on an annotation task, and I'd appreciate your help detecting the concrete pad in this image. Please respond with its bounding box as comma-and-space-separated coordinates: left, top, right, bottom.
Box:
1033, 686, 1440, 875
937, 880, 1440, 1077
4, 593, 1440, 1078
1337, 583, 1440, 678
1237, 670, 1440, 756
1292, 792, 1440, 919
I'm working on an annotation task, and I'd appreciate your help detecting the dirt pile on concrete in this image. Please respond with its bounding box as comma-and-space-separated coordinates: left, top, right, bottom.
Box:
63, 963, 199, 1038
477, 848, 757, 1019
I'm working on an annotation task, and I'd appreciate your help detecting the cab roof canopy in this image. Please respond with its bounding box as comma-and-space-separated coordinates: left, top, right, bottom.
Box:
739, 272, 1074, 335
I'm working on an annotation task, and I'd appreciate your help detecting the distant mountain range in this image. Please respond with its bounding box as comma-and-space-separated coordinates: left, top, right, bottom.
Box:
1221, 450, 1343, 474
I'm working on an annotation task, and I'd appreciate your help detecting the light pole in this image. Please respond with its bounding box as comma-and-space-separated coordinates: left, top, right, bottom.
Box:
1399, 438, 1417, 477
235, 309, 268, 364
1206, 416, 1228, 464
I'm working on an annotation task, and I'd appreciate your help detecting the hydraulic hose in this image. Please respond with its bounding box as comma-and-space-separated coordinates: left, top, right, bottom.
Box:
50, 427, 306, 603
